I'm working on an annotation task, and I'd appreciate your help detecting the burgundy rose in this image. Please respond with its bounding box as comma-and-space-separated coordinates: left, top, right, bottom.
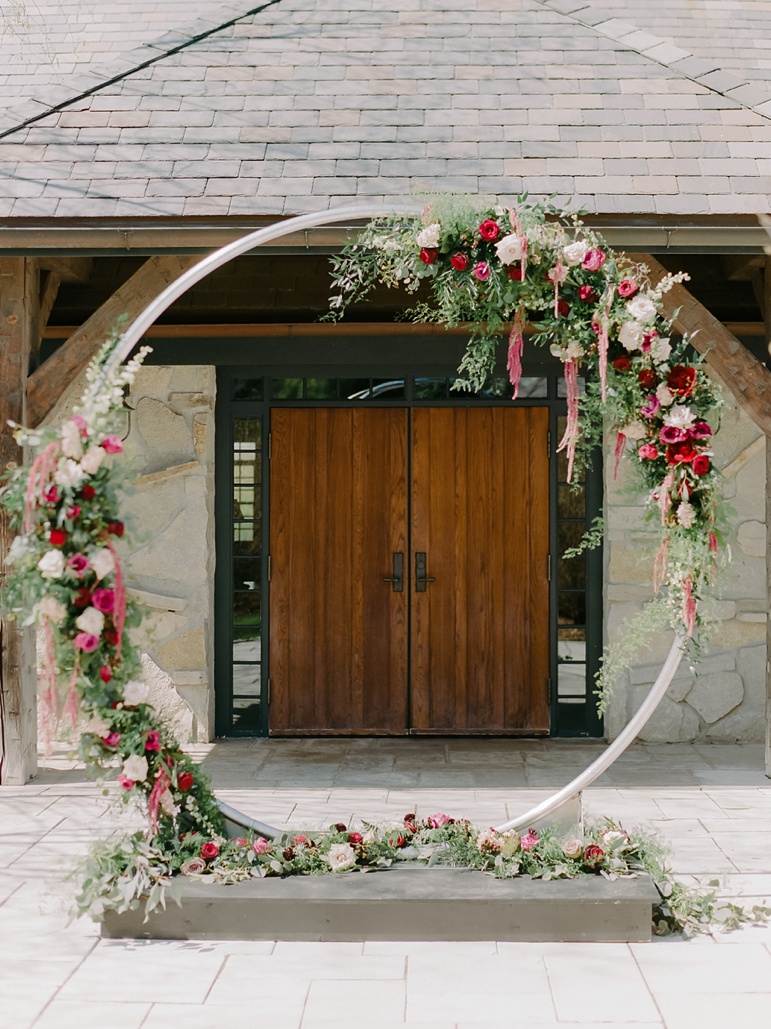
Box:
638, 443, 659, 460
177, 771, 194, 792
556, 299, 570, 317
450, 253, 470, 271
67, 554, 90, 576
667, 441, 697, 465
419, 247, 438, 265
690, 421, 712, 440
692, 454, 710, 476
506, 264, 524, 281
617, 278, 638, 298
638, 368, 658, 390
667, 365, 697, 396
108, 521, 125, 538
201, 842, 219, 861
282, 848, 295, 861
334, 823, 348, 833
67, 505, 81, 521
479, 219, 500, 241
49, 528, 67, 546
99, 665, 112, 683
348, 832, 364, 845
103, 629, 119, 647
73, 588, 91, 609
582, 249, 606, 272
660, 425, 687, 445
144, 731, 161, 752
80, 485, 96, 501
578, 285, 597, 302
583, 844, 605, 868
403, 814, 416, 824
395, 835, 406, 847
612, 356, 631, 372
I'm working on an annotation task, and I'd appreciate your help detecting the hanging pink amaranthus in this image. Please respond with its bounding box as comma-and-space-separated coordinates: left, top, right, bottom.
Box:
506, 309, 525, 399
556, 359, 580, 483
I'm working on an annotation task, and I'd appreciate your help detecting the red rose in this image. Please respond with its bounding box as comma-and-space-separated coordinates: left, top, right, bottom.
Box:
667, 441, 696, 465
201, 842, 219, 861
67, 505, 81, 521
692, 454, 710, 476
395, 835, 406, 847
103, 629, 119, 646
613, 356, 631, 372
479, 219, 500, 241
578, 285, 596, 302
43, 486, 60, 504
556, 299, 570, 317
74, 588, 91, 609
99, 665, 112, 683
638, 443, 659, 460
506, 264, 524, 281
419, 247, 438, 265
108, 521, 125, 537
450, 253, 470, 271
177, 771, 194, 792
667, 365, 697, 396
638, 369, 658, 390
49, 528, 67, 546
583, 844, 605, 868
348, 832, 364, 845
80, 485, 96, 501
144, 731, 161, 752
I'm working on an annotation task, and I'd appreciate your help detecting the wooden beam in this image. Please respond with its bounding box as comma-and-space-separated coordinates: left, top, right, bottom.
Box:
641, 254, 771, 438
38, 256, 93, 284
26, 255, 198, 427
0, 258, 38, 785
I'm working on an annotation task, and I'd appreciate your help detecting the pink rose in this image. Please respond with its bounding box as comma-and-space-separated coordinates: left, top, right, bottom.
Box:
617, 278, 638, 298
102, 732, 121, 747
578, 285, 597, 302
521, 829, 539, 851
253, 836, 271, 855
92, 588, 115, 614
43, 486, 60, 504
640, 396, 660, 419
472, 261, 490, 281
638, 443, 659, 460
72, 415, 89, 437
67, 554, 90, 577
144, 731, 161, 752
117, 774, 135, 790
100, 436, 123, 454
582, 249, 606, 272
74, 632, 99, 653
660, 425, 687, 445
427, 813, 452, 828
233, 837, 248, 847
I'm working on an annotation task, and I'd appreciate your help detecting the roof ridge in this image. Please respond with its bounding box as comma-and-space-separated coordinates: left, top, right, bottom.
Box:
0, 0, 286, 141
535, 0, 771, 124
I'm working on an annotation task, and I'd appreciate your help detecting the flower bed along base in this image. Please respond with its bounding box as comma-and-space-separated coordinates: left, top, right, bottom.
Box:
100, 864, 659, 943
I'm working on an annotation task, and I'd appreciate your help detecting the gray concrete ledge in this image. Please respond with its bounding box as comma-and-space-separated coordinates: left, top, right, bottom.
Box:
101, 864, 659, 943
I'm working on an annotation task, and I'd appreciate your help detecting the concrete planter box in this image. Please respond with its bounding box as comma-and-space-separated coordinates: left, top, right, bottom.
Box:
101, 864, 659, 943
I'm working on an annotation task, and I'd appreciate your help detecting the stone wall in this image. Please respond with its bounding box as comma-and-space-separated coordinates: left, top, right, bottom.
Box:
122, 365, 216, 742
605, 388, 767, 743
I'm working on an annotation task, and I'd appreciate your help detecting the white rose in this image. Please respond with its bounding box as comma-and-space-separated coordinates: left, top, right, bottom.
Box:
565, 341, 585, 361
626, 295, 657, 322
676, 501, 696, 529
84, 715, 112, 738
121, 754, 148, 783
75, 606, 105, 636
123, 680, 150, 707
327, 843, 357, 872
89, 548, 115, 580
664, 404, 696, 429
181, 856, 207, 876
416, 222, 441, 248
61, 420, 83, 460
494, 233, 523, 265
621, 420, 647, 441
650, 336, 672, 363
158, 788, 178, 817
37, 550, 65, 579
618, 321, 643, 351
656, 384, 675, 407
80, 447, 105, 475
55, 459, 86, 489
38, 594, 67, 622
562, 240, 589, 266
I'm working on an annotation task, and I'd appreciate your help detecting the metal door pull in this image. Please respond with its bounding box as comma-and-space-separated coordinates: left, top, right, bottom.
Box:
415, 551, 436, 592
382, 551, 404, 592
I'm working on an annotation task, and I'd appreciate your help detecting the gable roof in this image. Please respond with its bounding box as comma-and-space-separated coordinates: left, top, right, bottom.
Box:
1, 0, 770, 221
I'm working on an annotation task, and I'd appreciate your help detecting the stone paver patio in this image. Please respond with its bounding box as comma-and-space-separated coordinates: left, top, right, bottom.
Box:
2, 740, 771, 1028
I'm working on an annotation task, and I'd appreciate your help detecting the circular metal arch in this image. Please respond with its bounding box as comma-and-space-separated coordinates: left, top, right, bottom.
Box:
108, 203, 686, 837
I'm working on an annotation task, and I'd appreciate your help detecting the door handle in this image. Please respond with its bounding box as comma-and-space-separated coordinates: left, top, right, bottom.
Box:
382, 551, 404, 592
415, 552, 436, 592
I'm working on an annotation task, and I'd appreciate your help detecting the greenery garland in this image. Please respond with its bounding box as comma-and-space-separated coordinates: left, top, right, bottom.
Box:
325, 194, 726, 647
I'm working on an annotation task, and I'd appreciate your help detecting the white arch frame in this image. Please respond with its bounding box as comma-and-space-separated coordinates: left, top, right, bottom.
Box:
107, 203, 686, 836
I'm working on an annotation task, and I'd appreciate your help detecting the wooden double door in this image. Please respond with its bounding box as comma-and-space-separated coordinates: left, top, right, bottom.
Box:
269, 406, 550, 735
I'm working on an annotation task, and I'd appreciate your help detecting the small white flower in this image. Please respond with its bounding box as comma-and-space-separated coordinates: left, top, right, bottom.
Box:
663, 404, 696, 429
326, 843, 357, 872
38, 594, 67, 622
416, 222, 441, 248
89, 548, 115, 580
54, 459, 85, 489
562, 240, 589, 266
494, 233, 524, 265
80, 447, 105, 475
123, 680, 150, 707
37, 550, 65, 579
676, 501, 696, 528
122, 754, 149, 783
650, 336, 672, 363
656, 384, 675, 407
618, 321, 643, 351
75, 606, 105, 636
626, 295, 657, 322
61, 420, 83, 460
621, 420, 647, 440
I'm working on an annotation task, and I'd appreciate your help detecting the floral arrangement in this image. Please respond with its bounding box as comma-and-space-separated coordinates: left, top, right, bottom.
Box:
0, 339, 227, 850
326, 195, 725, 645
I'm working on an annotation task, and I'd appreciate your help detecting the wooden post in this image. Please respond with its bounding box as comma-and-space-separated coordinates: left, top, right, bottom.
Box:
0, 258, 38, 784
